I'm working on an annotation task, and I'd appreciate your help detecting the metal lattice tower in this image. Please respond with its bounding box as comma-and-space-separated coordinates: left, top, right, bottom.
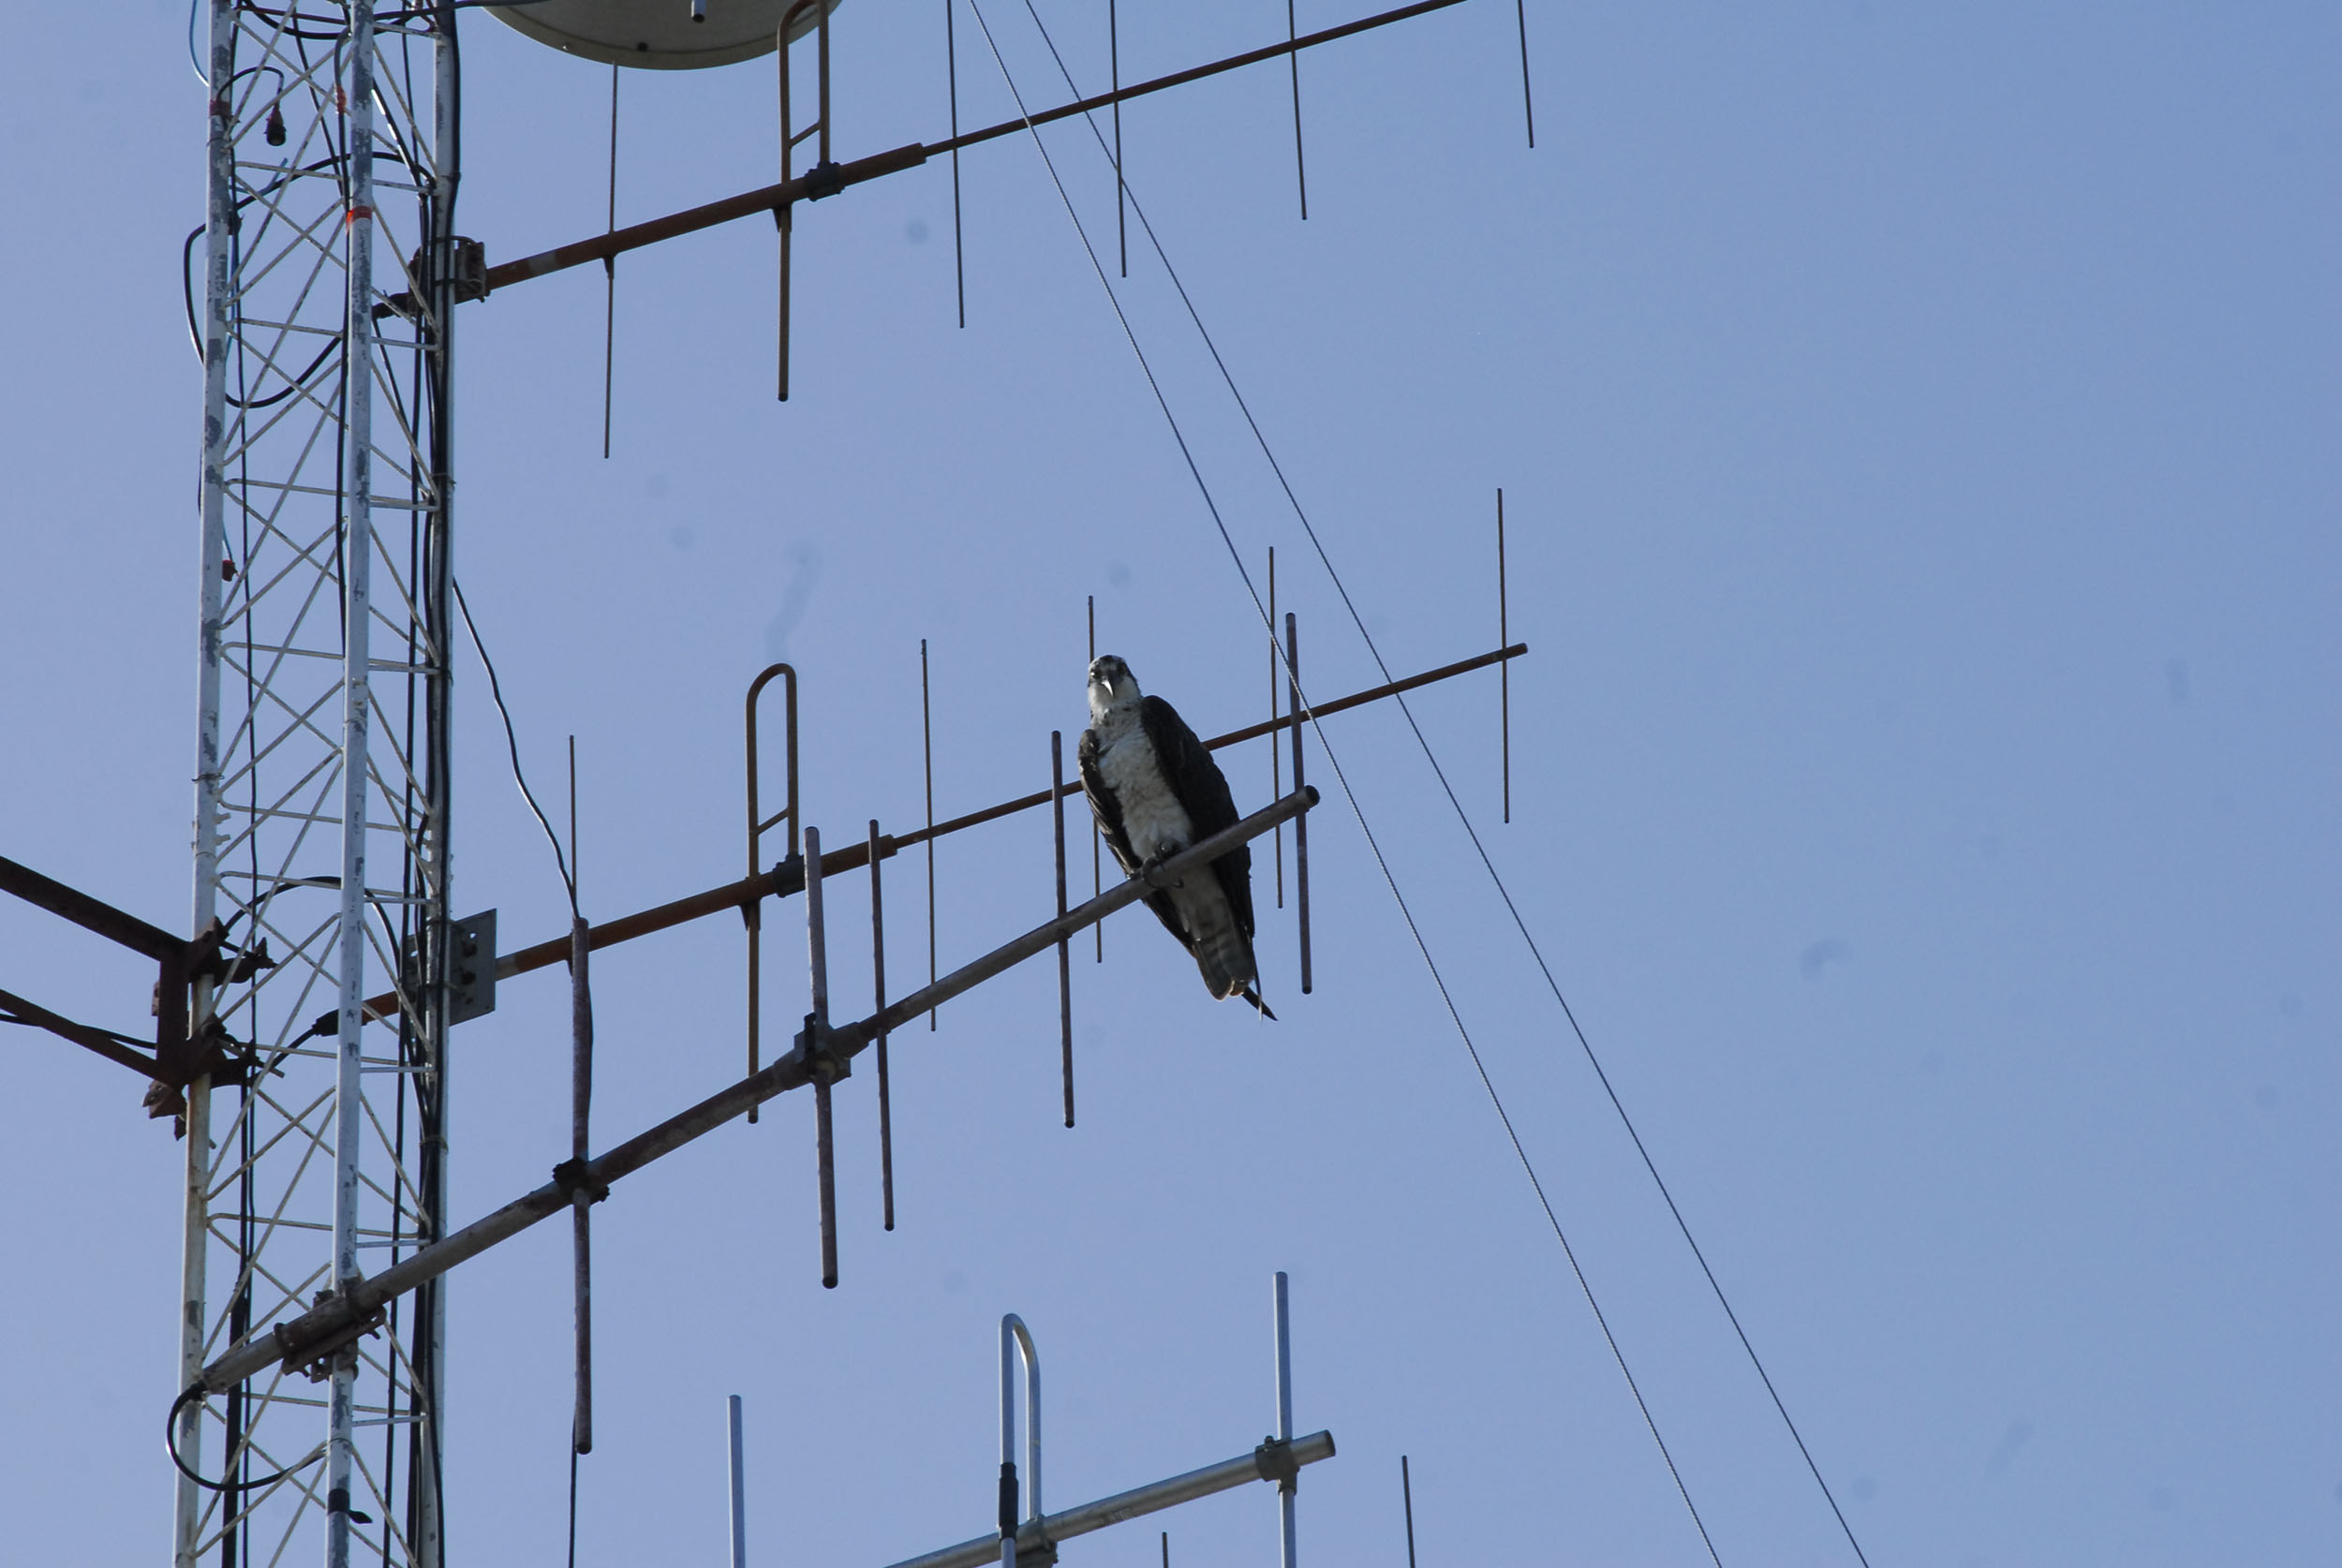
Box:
180, 5, 458, 1565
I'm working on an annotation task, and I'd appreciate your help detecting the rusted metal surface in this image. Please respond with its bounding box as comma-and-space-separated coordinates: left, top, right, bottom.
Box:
196, 787, 1318, 1398
570, 915, 595, 1455
1287, 0, 1309, 220
396, 0, 1464, 312
886, 641, 1531, 852
345, 644, 1526, 1028
0, 856, 256, 1111
805, 824, 839, 1288
1051, 731, 1074, 1129
1268, 551, 1282, 908
1088, 598, 1102, 959
1499, 490, 1511, 823
0, 854, 185, 961
475, 141, 927, 299
923, 638, 937, 1028
1200, 641, 1530, 752
1288, 614, 1312, 996
925, 0, 1466, 160
0, 987, 163, 1079
869, 819, 894, 1231
775, 0, 836, 401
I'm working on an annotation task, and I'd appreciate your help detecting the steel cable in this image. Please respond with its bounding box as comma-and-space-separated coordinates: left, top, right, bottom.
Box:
997, 7, 1873, 1563
964, 7, 1724, 1562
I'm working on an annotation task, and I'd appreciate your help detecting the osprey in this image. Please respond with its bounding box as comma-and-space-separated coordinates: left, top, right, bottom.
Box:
1079, 655, 1272, 1016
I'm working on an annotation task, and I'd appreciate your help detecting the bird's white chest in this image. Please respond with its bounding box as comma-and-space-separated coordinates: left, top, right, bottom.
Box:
1098, 726, 1194, 860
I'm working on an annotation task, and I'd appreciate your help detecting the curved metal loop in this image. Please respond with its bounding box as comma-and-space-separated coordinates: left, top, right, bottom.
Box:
1001, 1313, 1042, 1524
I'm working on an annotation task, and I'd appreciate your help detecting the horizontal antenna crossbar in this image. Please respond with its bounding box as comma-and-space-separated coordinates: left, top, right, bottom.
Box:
347, 641, 1523, 1029
197, 788, 1317, 1395
415, 0, 1465, 304
883, 1430, 1337, 1568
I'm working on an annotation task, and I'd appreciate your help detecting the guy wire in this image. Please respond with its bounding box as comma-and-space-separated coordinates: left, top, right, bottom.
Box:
965, 7, 1721, 1562
998, 9, 1871, 1564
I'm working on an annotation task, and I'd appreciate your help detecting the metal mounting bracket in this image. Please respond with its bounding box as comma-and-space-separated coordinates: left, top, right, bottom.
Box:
274, 1287, 386, 1383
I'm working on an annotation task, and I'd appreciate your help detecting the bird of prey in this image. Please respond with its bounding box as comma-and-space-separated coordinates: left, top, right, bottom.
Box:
1078, 654, 1272, 1016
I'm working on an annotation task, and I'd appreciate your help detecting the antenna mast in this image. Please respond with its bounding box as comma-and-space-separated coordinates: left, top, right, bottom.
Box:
181, 6, 462, 1565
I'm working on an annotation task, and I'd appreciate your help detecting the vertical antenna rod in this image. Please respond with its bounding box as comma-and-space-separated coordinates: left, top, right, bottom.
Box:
1287, 0, 1308, 218
728, 1396, 749, 1568
1269, 547, 1282, 909
1400, 1456, 1417, 1568
776, 18, 795, 399
1272, 1271, 1297, 1568
1051, 732, 1075, 1127
1497, 488, 1509, 824
1286, 614, 1312, 994
948, 0, 966, 325
870, 819, 895, 1230
569, 740, 594, 1457
1110, 0, 1126, 275
923, 639, 938, 1028
1088, 598, 1102, 961
805, 824, 838, 1288
1515, 0, 1535, 149
601, 65, 618, 456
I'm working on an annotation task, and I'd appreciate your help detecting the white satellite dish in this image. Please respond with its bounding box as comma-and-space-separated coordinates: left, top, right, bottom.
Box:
488, 0, 844, 71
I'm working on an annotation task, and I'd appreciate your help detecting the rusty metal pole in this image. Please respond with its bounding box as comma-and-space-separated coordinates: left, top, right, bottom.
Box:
805, 824, 838, 1288
1498, 489, 1510, 824
1286, 0, 1308, 219
947, 0, 966, 326
570, 914, 594, 1454
1287, 614, 1311, 994
924, 638, 938, 1028
1269, 549, 1283, 908
1111, 0, 1126, 274
193, 791, 1323, 1398
777, 17, 793, 401
1051, 732, 1073, 1128
816, 0, 833, 166
570, 741, 594, 1454
869, 818, 894, 1231
1088, 598, 1102, 961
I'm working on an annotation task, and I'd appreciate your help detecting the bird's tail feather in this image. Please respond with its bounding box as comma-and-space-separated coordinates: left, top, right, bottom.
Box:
1178, 886, 1259, 1006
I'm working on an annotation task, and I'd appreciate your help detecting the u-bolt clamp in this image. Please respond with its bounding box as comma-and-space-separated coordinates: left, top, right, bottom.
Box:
273, 1287, 387, 1383
1253, 1435, 1300, 1493
794, 1013, 851, 1085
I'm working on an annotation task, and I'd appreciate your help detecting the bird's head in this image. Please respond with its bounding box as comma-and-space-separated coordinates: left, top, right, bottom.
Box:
1087, 654, 1139, 717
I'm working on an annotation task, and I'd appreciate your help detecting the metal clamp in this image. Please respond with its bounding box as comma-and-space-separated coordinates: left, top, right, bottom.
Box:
793, 1013, 852, 1085
273, 1290, 386, 1383
803, 159, 846, 200
1253, 1436, 1299, 1492
552, 1157, 611, 1206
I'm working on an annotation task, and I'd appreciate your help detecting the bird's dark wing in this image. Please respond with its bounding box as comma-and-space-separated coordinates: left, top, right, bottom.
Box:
1139, 695, 1255, 941
1081, 723, 1188, 944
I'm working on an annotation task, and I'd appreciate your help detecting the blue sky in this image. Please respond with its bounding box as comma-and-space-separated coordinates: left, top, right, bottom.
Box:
1, 4, 2335, 1565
